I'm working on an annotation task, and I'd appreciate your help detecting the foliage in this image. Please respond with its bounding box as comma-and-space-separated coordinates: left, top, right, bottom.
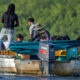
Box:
0, 0, 80, 40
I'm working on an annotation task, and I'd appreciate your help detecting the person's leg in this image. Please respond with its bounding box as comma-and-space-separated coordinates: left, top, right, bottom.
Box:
7, 30, 14, 45
0, 28, 6, 50
9, 30, 14, 43
0, 28, 6, 40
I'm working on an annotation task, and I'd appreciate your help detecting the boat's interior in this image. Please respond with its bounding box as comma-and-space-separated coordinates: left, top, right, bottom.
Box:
0, 47, 80, 60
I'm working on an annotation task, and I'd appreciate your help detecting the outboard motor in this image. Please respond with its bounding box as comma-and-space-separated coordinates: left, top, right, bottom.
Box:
38, 42, 55, 76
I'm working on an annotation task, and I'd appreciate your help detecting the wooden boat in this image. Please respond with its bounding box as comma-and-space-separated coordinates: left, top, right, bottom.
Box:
0, 55, 80, 76
0, 50, 79, 76
0, 40, 80, 76
14, 59, 80, 76
0, 50, 80, 76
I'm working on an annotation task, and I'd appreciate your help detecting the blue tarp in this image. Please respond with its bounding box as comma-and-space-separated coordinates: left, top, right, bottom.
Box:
9, 40, 80, 55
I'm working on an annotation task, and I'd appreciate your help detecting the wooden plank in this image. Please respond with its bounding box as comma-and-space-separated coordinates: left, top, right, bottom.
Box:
0, 62, 15, 67
0, 67, 17, 73
15, 60, 42, 75
0, 58, 14, 62
0, 58, 15, 67
52, 61, 74, 75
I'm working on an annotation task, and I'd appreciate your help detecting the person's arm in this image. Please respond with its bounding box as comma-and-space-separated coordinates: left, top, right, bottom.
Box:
29, 26, 33, 39
15, 15, 19, 27
30, 34, 32, 39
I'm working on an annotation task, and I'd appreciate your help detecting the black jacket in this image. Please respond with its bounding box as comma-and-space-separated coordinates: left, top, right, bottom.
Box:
2, 12, 19, 29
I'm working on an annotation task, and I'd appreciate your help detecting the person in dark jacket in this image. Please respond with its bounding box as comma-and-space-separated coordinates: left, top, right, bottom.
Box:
0, 3, 19, 48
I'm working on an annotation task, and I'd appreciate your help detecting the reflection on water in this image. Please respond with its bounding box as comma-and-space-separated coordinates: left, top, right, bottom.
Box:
0, 76, 80, 80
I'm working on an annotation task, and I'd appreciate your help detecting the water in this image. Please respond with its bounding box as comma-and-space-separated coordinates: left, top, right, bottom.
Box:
0, 76, 80, 80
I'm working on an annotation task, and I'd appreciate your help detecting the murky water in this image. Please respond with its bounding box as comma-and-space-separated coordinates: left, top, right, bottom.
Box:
0, 76, 80, 80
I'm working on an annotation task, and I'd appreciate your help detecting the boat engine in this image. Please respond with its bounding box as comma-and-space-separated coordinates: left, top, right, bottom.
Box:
38, 42, 55, 76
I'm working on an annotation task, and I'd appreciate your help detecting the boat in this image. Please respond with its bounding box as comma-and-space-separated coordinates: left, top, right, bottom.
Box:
0, 55, 80, 76
0, 40, 80, 76
52, 60, 80, 76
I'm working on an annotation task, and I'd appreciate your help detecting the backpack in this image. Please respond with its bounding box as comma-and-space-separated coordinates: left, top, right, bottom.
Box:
34, 23, 46, 35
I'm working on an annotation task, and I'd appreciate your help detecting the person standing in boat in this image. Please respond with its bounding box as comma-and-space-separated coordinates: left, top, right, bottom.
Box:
28, 18, 40, 60
0, 3, 19, 48
28, 17, 39, 41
